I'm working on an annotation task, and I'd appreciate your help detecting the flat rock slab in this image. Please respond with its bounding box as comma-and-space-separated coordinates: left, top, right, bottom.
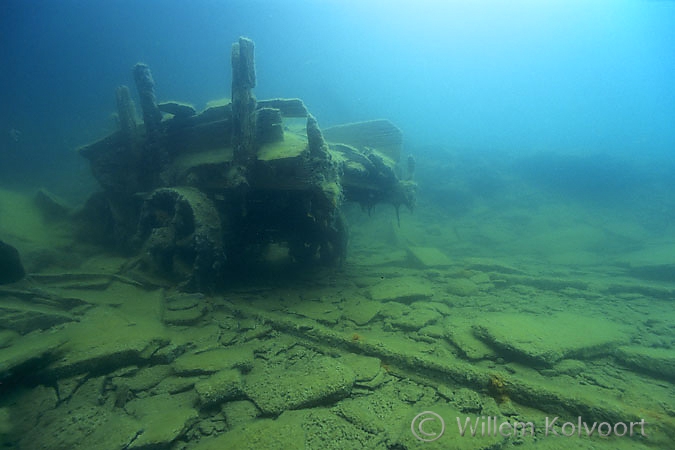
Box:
173, 346, 254, 375
445, 277, 479, 296
0, 297, 75, 334
195, 368, 243, 406
339, 353, 382, 383
473, 313, 629, 366
125, 391, 199, 449
0, 330, 66, 378
341, 297, 382, 325
162, 304, 206, 326
194, 408, 376, 450
406, 246, 453, 268
368, 276, 433, 303
444, 318, 497, 361
286, 300, 342, 325
243, 356, 355, 415
48, 305, 169, 377
614, 346, 675, 380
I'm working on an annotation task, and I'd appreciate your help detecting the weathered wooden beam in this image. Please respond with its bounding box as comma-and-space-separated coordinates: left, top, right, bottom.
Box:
115, 85, 136, 139
133, 63, 167, 188
133, 63, 162, 136
231, 37, 257, 168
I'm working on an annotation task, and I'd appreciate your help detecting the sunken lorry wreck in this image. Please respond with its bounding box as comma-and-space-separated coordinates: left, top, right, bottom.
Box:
78, 37, 416, 290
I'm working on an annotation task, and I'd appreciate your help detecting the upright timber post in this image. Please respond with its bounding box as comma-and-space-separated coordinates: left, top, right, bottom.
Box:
231, 37, 257, 177
133, 63, 166, 189
115, 85, 137, 140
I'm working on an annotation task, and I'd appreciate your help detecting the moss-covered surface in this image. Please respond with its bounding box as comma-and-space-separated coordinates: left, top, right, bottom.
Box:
257, 130, 307, 161
0, 188, 674, 449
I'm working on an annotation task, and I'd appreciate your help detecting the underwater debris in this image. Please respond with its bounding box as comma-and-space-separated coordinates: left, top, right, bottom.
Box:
77, 37, 416, 290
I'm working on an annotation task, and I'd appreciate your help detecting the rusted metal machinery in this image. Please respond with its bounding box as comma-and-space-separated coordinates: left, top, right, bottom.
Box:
78, 37, 416, 290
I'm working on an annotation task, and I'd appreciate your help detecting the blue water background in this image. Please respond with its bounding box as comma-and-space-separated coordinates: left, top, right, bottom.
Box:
1, 0, 674, 200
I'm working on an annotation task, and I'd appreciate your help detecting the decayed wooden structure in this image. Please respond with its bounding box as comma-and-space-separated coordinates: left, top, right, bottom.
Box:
78, 37, 416, 290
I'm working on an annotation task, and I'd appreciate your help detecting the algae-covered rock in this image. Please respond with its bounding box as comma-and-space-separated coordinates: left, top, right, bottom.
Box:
445, 277, 479, 297
474, 313, 629, 366
162, 303, 207, 326
368, 276, 433, 303
614, 345, 675, 380
195, 369, 243, 406
443, 318, 498, 361
172, 346, 254, 375
0, 329, 66, 380
243, 356, 355, 415
47, 303, 169, 377
192, 410, 306, 450
124, 391, 199, 449
221, 400, 260, 429
386, 306, 441, 331
339, 353, 382, 383
406, 246, 453, 268
341, 297, 382, 325
112, 364, 174, 393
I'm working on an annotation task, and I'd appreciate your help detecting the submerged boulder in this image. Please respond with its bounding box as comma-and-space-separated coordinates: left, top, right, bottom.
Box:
0, 240, 25, 284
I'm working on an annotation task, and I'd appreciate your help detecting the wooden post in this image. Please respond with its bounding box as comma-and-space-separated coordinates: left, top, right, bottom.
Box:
231, 37, 257, 168
133, 63, 166, 188
133, 63, 162, 136
115, 85, 136, 139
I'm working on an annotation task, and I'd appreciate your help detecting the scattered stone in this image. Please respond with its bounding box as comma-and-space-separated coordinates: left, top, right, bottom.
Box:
288, 300, 342, 325
173, 346, 254, 376
386, 307, 440, 331
151, 375, 200, 395
397, 403, 505, 449
47, 305, 169, 377
195, 369, 243, 406
221, 400, 260, 429
614, 345, 675, 380
162, 303, 207, 326
0, 328, 66, 379
406, 246, 453, 268
334, 391, 406, 436
124, 391, 199, 449
418, 324, 445, 339
341, 297, 383, 325
56, 373, 89, 402
192, 410, 306, 450
451, 387, 483, 413
444, 319, 497, 361
243, 356, 355, 415
303, 408, 384, 449
339, 353, 381, 383
112, 364, 174, 393
368, 276, 433, 303
0, 295, 76, 334
552, 359, 587, 377
474, 313, 629, 366
165, 292, 203, 310
445, 277, 479, 296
